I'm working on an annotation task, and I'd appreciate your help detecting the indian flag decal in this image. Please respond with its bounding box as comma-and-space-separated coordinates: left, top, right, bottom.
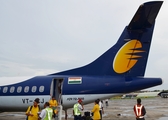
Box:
68, 77, 82, 84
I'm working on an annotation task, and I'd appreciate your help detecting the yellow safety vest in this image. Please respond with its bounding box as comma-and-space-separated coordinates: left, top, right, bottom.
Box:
73, 103, 81, 116
44, 107, 53, 120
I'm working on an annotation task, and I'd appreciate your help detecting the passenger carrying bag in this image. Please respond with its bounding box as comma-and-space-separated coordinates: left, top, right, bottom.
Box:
26, 105, 40, 120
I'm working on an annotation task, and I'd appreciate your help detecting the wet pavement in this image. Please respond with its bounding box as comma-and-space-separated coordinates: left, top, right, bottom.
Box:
0, 97, 168, 120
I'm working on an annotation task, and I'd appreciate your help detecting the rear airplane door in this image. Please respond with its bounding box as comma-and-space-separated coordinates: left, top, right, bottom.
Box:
50, 78, 63, 104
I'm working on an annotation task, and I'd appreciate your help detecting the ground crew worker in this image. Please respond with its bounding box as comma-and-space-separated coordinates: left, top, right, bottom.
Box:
105, 99, 109, 108
97, 99, 104, 120
26, 98, 41, 120
73, 98, 84, 120
39, 102, 53, 120
49, 96, 58, 116
133, 98, 146, 120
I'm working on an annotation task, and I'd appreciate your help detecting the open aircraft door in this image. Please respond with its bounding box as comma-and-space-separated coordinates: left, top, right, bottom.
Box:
50, 78, 64, 120
50, 78, 64, 104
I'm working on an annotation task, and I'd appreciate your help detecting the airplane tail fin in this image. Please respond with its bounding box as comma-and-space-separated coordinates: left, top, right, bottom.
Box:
51, 1, 163, 77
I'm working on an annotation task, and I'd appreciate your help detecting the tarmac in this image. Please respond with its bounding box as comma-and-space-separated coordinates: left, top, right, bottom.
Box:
0, 97, 168, 120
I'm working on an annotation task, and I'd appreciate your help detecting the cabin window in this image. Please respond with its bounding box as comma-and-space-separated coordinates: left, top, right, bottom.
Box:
3, 87, 8, 93
17, 86, 22, 93
32, 86, 37, 93
10, 86, 15, 93
24, 86, 29, 93
39, 86, 44, 92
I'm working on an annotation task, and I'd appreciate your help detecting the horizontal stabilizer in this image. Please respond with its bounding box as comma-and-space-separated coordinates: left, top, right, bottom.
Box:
128, 1, 163, 30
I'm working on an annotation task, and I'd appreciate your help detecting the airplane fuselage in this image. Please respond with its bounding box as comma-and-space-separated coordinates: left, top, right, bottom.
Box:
0, 75, 162, 111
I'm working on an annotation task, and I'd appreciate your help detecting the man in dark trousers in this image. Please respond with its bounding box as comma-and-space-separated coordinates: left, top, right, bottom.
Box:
73, 98, 84, 120
133, 98, 146, 120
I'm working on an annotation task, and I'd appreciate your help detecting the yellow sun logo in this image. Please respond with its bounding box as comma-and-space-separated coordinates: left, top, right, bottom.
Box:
113, 39, 145, 74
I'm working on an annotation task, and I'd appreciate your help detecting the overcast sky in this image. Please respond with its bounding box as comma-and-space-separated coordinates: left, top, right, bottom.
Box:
0, 0, 167, 91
